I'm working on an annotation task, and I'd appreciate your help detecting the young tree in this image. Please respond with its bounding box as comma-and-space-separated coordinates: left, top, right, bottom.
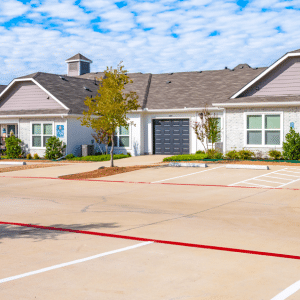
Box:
192, 107, 221, 152
92, 129, 111, 154
80, 62, 140, 167
282, 127, 300, 160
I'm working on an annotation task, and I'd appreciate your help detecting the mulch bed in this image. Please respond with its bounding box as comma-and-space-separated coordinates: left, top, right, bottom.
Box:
0, 164, 65, 173
59, 165, 155, 180
175, 160, 300, 166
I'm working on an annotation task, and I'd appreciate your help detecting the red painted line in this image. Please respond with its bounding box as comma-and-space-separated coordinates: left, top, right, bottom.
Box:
1, 221, 300, 260
0, 175, 299, 191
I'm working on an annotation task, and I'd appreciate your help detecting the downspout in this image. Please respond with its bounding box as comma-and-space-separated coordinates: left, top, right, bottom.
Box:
142, 74, 152, 154
223, 108, 226, 154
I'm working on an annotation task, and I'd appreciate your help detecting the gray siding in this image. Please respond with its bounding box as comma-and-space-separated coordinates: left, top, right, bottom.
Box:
242, 57, 300, 97
0, 82, 63, 111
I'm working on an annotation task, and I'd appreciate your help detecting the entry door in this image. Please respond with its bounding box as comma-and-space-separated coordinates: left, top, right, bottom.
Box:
153, 119, 190, 155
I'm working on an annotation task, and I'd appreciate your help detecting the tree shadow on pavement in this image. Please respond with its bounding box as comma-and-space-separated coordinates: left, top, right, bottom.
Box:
0, 222, 120, 243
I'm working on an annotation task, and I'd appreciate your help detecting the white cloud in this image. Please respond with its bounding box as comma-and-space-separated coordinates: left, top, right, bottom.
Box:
0, 0, 300, 84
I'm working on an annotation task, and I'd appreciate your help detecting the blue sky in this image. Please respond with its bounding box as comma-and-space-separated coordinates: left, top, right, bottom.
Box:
0, 0, 300, 84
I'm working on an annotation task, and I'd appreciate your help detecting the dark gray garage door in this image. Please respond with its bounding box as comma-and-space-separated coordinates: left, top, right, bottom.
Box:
153, 119, 190, 155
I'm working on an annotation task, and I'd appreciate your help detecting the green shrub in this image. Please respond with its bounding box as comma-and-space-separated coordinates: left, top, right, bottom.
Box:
205, 149, 223, 159
69, 153, 131, 161
282, 128, 300, 160
268, 149, 282, 160
33, 153, 40, 159
195, 150, 205, 154
26, 153, 32, 159
65, 153, 75, 159
225, 150, 239, 160
5, 135, 22, 158
163, 154, 207, 161
237, 149, 255, 160
45, 136, 66, 160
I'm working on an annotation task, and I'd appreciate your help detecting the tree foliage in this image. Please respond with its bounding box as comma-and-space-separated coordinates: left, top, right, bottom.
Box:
92, 128, 111, 154
5, 135, 23, 158
282, 127, 300, 160
44, 136, 66, 160
80, 62, 140, 167
192, 107, 221, 152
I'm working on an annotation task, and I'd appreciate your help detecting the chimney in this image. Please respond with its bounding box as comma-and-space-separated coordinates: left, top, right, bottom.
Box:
65, 53, 92, 76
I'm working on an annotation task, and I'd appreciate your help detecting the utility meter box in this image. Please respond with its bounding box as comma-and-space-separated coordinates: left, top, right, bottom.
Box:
82, 144, 94, 157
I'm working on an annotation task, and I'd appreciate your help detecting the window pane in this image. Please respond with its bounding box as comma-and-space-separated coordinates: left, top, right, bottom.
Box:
119, 136, 129, 147
43, 136, 51, 147
32, 124, 41, 135
247, 115, 262, 129
247, 131, 262, 145
113, 136, 118, 147
265, 131, 280, 145
265, 115, 280, 129
32, 136, 41, 147
43, 124, 52, 135
119, 126, 129, 135
7, 125, 15, 136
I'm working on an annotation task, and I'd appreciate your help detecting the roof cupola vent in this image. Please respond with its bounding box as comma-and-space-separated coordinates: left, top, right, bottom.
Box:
65, 53, 92, 77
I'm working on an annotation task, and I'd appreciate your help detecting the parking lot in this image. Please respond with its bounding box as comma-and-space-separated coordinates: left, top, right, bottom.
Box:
0, 162, 300, 299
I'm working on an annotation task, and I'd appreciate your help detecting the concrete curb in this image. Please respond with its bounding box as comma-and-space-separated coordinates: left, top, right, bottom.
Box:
0, 161, 26, 165
168, 162, 208, 168
226, 164, 269, 170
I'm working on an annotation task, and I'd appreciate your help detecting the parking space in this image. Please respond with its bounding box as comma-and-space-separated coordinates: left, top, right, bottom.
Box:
1, 163, 300, 299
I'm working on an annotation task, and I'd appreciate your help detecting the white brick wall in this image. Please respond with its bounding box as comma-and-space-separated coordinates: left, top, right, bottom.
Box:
225, 107, 300, 154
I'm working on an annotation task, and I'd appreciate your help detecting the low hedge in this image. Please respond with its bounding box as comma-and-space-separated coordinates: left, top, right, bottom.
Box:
163, 154, 207, 162
163, 153, 300, 163
67, 153, 131, 161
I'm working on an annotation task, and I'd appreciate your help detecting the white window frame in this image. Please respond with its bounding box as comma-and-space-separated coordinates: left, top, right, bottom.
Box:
30, 121, 54, 149
244, 112, 283, 147
114, 124, 131, 149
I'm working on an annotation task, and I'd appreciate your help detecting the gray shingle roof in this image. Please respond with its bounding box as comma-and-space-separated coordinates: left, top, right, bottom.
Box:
65, 53, 92, 62
0, 85, 6, 93
288, 49, 300, 54
0, 109, 69, 115
13, 72, 146, 114
146, 67, 267, 109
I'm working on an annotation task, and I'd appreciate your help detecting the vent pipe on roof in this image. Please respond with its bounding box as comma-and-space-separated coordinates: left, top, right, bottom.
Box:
166, 81, 171, 84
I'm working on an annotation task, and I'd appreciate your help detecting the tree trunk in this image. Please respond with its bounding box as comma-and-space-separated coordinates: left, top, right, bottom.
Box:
105, 144, 108, 155
110, 133, 114, 167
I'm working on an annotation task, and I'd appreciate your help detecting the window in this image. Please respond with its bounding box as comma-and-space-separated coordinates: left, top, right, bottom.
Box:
32, 123, 53, 147
113, 126, 130, 147
246, 114, 281, 146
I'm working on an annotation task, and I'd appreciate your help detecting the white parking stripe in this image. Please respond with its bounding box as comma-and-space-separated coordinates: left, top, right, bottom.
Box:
151, 166, 224, 183
275, 173, 300, 178
278, 178, 300, 188
228, 169, 287, 187
270, 280, 300, 300
282, 170, 300, 174
264, 176, 291, 181
251, 178, 284, 185
242, 182, 274, 188
0, 241, 153, 284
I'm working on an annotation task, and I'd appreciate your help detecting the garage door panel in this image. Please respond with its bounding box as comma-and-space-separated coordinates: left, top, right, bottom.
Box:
153, 119, 190, 155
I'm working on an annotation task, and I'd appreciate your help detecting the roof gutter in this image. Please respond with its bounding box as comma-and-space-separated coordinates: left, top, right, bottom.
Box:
140, 107, 224, 113
0, 114, 69, 118
213, 101, 300, 108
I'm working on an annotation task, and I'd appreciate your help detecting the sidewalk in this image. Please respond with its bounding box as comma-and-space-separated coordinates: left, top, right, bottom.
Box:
0, 155, 167, 178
